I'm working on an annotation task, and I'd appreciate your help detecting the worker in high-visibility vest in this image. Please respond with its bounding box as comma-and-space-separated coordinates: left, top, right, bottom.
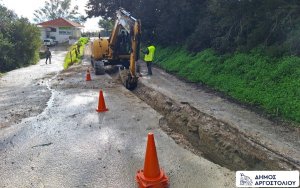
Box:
142, 41, 156, 75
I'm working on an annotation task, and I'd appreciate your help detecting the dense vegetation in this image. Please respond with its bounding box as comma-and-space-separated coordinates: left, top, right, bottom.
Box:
0, 5, 41, 73
155, 47, 300, 123
86, 0, 300, 55
64, 37, 89, 69
86, 0, 299, 123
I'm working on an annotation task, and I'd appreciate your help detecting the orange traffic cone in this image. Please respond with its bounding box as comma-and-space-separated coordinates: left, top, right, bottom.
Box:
96, 90, 108, 112
86, 68, 91, 81
136, 133, 169, 188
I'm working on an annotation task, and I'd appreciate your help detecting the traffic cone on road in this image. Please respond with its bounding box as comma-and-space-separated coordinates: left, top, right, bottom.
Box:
136, 133, 169, 188
86, 68, 92, 81
96, 90, 108, 112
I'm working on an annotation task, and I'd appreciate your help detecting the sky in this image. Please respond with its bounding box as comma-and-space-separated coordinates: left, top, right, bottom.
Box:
0, 0, 101, 32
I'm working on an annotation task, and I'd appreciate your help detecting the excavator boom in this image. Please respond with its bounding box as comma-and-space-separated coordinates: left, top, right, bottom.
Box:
91, 8, 141, 90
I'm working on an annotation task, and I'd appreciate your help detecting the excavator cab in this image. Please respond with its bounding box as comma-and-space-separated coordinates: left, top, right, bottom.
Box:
116, 29, 131, 55
91, 8, 141, 90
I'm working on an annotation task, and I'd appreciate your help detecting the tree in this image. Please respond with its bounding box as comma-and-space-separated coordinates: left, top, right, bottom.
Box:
85, 0, 204, 43
0, 5, 41, 72
33, 0, 84, 23
98, 18, 113, 36
12, 18, 42, 66
86, 0, 136, 19
85, 0, 300, 55
98, 18, 113, 31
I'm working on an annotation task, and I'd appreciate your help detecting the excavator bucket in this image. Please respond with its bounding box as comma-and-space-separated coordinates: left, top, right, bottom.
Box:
118, 66, 138, 90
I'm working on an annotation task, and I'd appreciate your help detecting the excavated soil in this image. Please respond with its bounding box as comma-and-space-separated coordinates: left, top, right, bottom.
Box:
51, 65, 119, 90
129, 82, 300, 171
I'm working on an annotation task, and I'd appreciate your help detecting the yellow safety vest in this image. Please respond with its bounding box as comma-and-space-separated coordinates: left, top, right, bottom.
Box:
144, 45, 156, 62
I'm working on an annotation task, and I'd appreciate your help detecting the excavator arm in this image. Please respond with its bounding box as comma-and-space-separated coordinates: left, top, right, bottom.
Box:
91, 8, 141, 90
109, 9, 141, 80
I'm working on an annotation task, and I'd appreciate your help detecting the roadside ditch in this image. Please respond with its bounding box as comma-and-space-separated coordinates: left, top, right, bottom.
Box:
130, 80, 300, 171
77, 63, 300, 171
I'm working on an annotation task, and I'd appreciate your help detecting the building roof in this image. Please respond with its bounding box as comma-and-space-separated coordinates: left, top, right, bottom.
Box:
37, 18, 84, 28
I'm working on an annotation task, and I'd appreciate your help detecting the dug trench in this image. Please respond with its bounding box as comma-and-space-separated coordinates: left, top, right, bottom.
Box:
131, 83, 300, 171
115, 75, 300, 171
83, 44, 296, 171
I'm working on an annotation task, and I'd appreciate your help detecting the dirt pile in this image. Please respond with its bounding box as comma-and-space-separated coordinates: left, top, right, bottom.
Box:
52, 65, 119, 90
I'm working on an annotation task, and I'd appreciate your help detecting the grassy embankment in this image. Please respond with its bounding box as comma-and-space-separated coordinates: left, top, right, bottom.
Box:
155, 47, 300, 124
63, 37, 89, 69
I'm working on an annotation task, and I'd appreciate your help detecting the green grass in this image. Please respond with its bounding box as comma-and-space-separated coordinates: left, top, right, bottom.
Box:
63, 37, 89, 69
155, 46, 300, 124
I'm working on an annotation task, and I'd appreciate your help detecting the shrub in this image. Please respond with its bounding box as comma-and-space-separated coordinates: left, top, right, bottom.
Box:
0, 5, 41, 72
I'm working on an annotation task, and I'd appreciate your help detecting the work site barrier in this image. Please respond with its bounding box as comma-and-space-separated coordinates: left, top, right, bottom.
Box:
64, 37, 89, 69
68, 45, 80, 63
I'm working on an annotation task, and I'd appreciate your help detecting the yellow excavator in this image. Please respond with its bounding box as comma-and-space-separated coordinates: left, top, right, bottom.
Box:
91, 8, 141, 90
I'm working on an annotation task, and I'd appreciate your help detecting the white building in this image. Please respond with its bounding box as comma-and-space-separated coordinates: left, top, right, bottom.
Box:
37, 18, 84, 44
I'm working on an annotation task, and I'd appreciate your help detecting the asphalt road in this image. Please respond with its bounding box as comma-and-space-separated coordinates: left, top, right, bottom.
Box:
0, 51, 235, 187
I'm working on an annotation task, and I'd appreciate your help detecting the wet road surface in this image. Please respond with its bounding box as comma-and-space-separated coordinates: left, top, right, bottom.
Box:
0, 47, 67, 128
0, 56, 235, 187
